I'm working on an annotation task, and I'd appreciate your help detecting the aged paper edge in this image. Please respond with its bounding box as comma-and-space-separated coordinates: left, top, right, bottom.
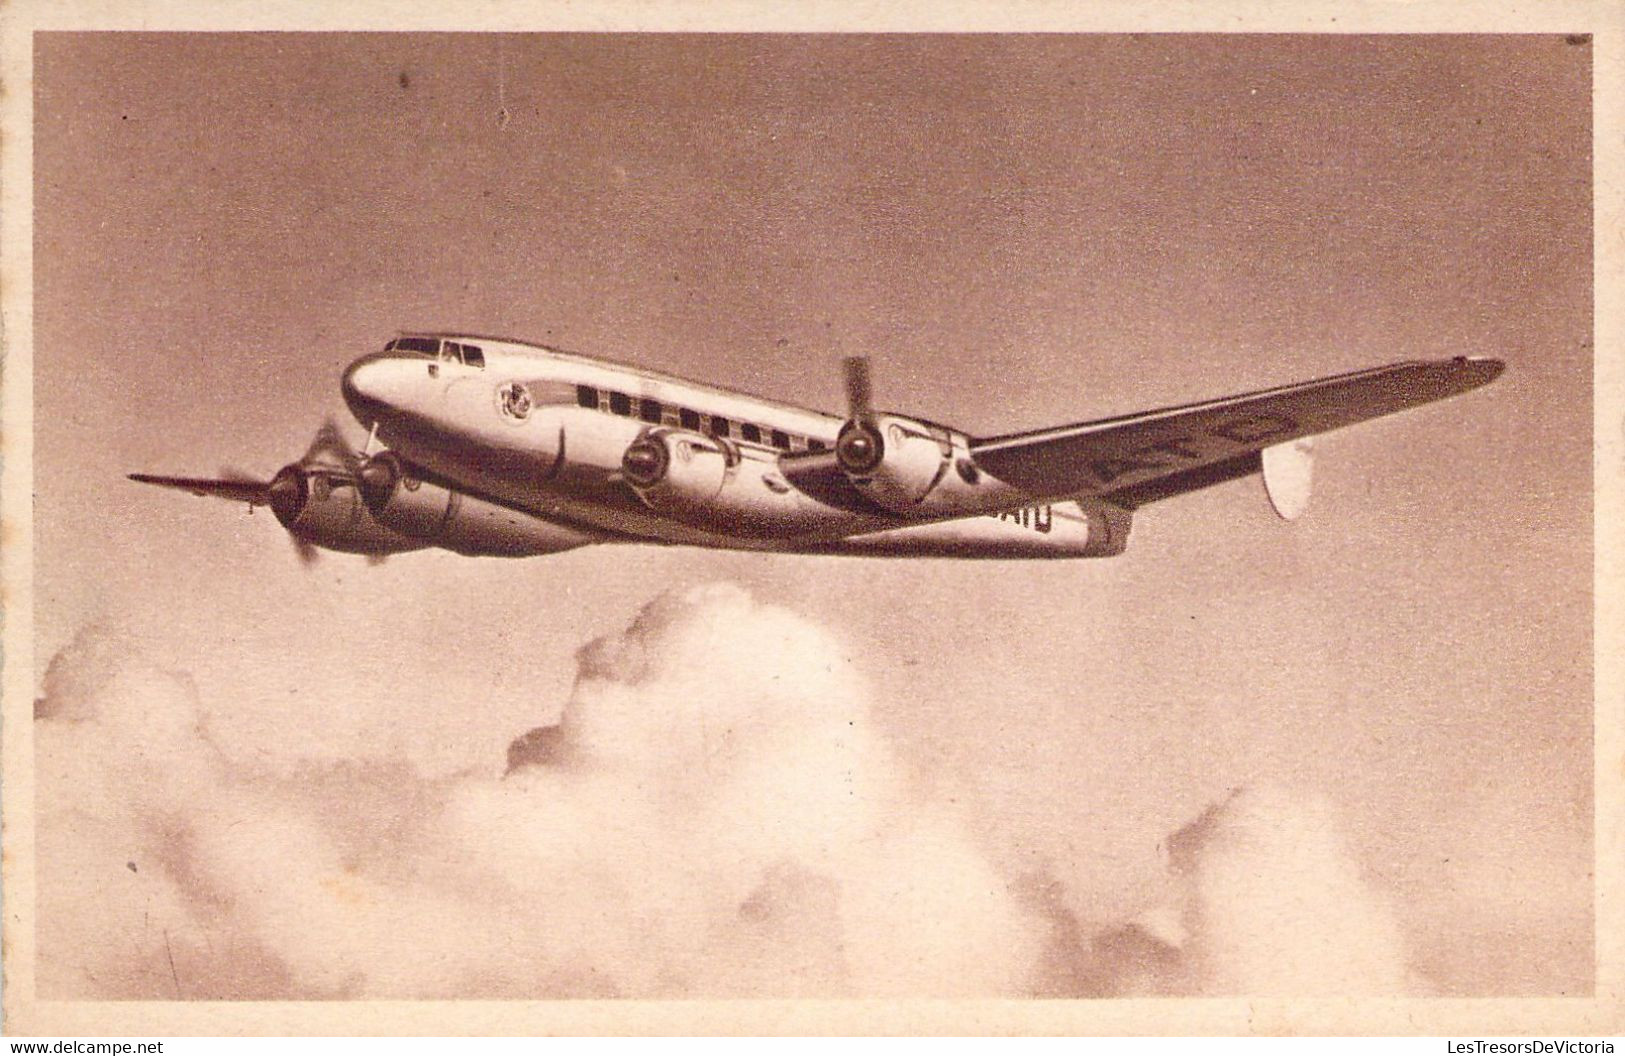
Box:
1, 0, 1620, 1037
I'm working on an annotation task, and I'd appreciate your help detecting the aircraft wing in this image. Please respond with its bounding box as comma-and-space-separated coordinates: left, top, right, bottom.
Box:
127, 473, 270, 505
970, 357, 1504, 507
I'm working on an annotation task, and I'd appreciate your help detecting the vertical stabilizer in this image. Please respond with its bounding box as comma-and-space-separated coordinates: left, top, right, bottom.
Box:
1261, 438, 1314, 521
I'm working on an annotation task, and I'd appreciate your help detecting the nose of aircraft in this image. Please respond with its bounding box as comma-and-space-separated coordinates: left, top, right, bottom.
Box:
342, 353, 402, 423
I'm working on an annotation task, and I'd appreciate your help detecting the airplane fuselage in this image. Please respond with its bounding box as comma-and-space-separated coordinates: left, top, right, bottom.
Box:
340, 334, 1125, 559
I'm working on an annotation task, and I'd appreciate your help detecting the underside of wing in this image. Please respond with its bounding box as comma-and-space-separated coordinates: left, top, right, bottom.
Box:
127, 473, 270, 505
970, 357, 1504, 507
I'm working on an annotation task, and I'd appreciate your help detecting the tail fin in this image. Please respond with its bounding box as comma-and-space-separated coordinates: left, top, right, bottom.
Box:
1261, 438, 1314, 521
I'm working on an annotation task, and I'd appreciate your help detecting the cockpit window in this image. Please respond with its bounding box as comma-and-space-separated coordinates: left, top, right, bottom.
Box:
438, 342, 485, 368
390, 336, 442, 355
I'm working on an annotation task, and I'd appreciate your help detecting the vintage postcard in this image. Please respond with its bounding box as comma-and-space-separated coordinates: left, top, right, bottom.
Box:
2, 0, 1620, 1038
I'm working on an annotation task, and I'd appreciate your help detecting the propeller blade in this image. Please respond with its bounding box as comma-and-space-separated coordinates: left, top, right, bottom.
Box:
301, 418, 361, 474
842, 355, 872, 419
292, 536, 320, 567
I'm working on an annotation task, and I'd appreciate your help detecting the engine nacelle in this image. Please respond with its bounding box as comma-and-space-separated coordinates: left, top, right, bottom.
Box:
620, 428, 734, 517
267, 464, 428, 557
835, 413, 958, 512
357, 453, 600, 557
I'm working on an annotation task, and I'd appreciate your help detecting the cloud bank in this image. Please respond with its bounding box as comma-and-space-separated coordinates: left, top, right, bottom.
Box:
35, 583, 1419, 998
1083, 786, 1418, 996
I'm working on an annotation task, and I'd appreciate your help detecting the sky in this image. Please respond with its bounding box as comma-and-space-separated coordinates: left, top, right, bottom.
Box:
30, 33, 1593, 997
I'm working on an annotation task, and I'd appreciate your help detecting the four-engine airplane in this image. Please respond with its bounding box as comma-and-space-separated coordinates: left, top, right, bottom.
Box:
130, 334, 1504, 561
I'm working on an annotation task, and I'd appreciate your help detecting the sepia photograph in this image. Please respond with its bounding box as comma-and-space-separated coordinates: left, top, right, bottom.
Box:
2, 2, 1619, 1039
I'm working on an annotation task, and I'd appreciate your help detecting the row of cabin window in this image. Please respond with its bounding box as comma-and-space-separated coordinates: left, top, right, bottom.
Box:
575, 385, 829, 453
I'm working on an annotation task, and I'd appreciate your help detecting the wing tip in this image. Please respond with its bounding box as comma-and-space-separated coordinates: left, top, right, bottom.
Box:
1451, 355, 1507, 386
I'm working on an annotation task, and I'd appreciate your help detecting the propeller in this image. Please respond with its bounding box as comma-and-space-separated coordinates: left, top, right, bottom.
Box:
300, 417, 364, 476
281, 419, 371, 568
130, 419, 388, 569
835, 355, 885, 475
842, 355, 872, 420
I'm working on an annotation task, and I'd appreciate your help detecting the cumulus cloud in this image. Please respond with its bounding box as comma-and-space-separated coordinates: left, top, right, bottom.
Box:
35, 585, 1422, 998
37, 585, 1042, 997
1086, 786, 1419, 996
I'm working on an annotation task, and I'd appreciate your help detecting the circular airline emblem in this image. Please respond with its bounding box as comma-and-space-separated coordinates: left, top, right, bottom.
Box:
497, 381, 533, 421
